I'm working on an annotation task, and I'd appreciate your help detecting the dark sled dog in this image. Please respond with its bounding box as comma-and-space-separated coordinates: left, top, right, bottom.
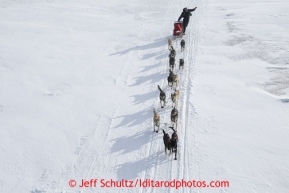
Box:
162, 129, 171, 155
158, 85, 166, 108
167, 70, 174, 88
170, 127, 178, 160
179, 59, 184, 70
169, 46, 176, 58
169, 56, 175, 71
180, 39, 185, 52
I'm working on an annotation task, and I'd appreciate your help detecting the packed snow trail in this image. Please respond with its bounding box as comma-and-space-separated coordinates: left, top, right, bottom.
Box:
2, 0, 289, 193
138, 0, 204, 193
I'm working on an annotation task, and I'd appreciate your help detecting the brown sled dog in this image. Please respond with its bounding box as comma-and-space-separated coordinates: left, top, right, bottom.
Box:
172, 74, 179, 88
171, 107, 178, 130
168, 38, 173, 50
153, 108, 160, 133
171, 89, 180, 108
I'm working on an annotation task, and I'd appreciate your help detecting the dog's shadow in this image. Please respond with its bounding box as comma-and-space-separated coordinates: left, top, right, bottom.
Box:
130, 92, 156, 105
113, 108, 151, 128
129, 70, 166, 87
114, 150, 170, 180
141, 51, 167, 61
110, 37, 168, 58
110, 130, 150, 154
140, 62, 160, 72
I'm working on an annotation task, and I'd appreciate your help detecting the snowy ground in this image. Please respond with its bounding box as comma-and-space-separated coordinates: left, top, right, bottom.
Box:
0, 0, 289, 192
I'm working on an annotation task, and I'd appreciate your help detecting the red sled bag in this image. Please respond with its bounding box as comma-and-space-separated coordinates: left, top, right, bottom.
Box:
173, 21, 183, 37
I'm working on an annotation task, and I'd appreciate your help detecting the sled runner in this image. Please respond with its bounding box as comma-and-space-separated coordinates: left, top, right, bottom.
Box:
173, 21, 183, 39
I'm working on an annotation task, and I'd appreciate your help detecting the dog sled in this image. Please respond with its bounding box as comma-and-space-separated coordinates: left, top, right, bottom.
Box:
173, 21, 183, 39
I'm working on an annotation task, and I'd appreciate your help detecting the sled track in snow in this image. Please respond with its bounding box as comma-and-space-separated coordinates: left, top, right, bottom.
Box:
140, 0, 203, 192
139, 0, 181, 192
140, 0, 176, 183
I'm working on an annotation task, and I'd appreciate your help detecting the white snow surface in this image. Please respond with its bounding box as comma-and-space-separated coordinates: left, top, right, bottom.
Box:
1, 0, 289, 192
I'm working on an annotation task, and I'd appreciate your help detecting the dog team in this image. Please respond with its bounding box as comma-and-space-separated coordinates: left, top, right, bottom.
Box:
153, 37, 186, 160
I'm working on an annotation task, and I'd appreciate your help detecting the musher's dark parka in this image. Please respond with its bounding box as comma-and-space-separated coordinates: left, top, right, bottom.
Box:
178, 7, 197, 33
